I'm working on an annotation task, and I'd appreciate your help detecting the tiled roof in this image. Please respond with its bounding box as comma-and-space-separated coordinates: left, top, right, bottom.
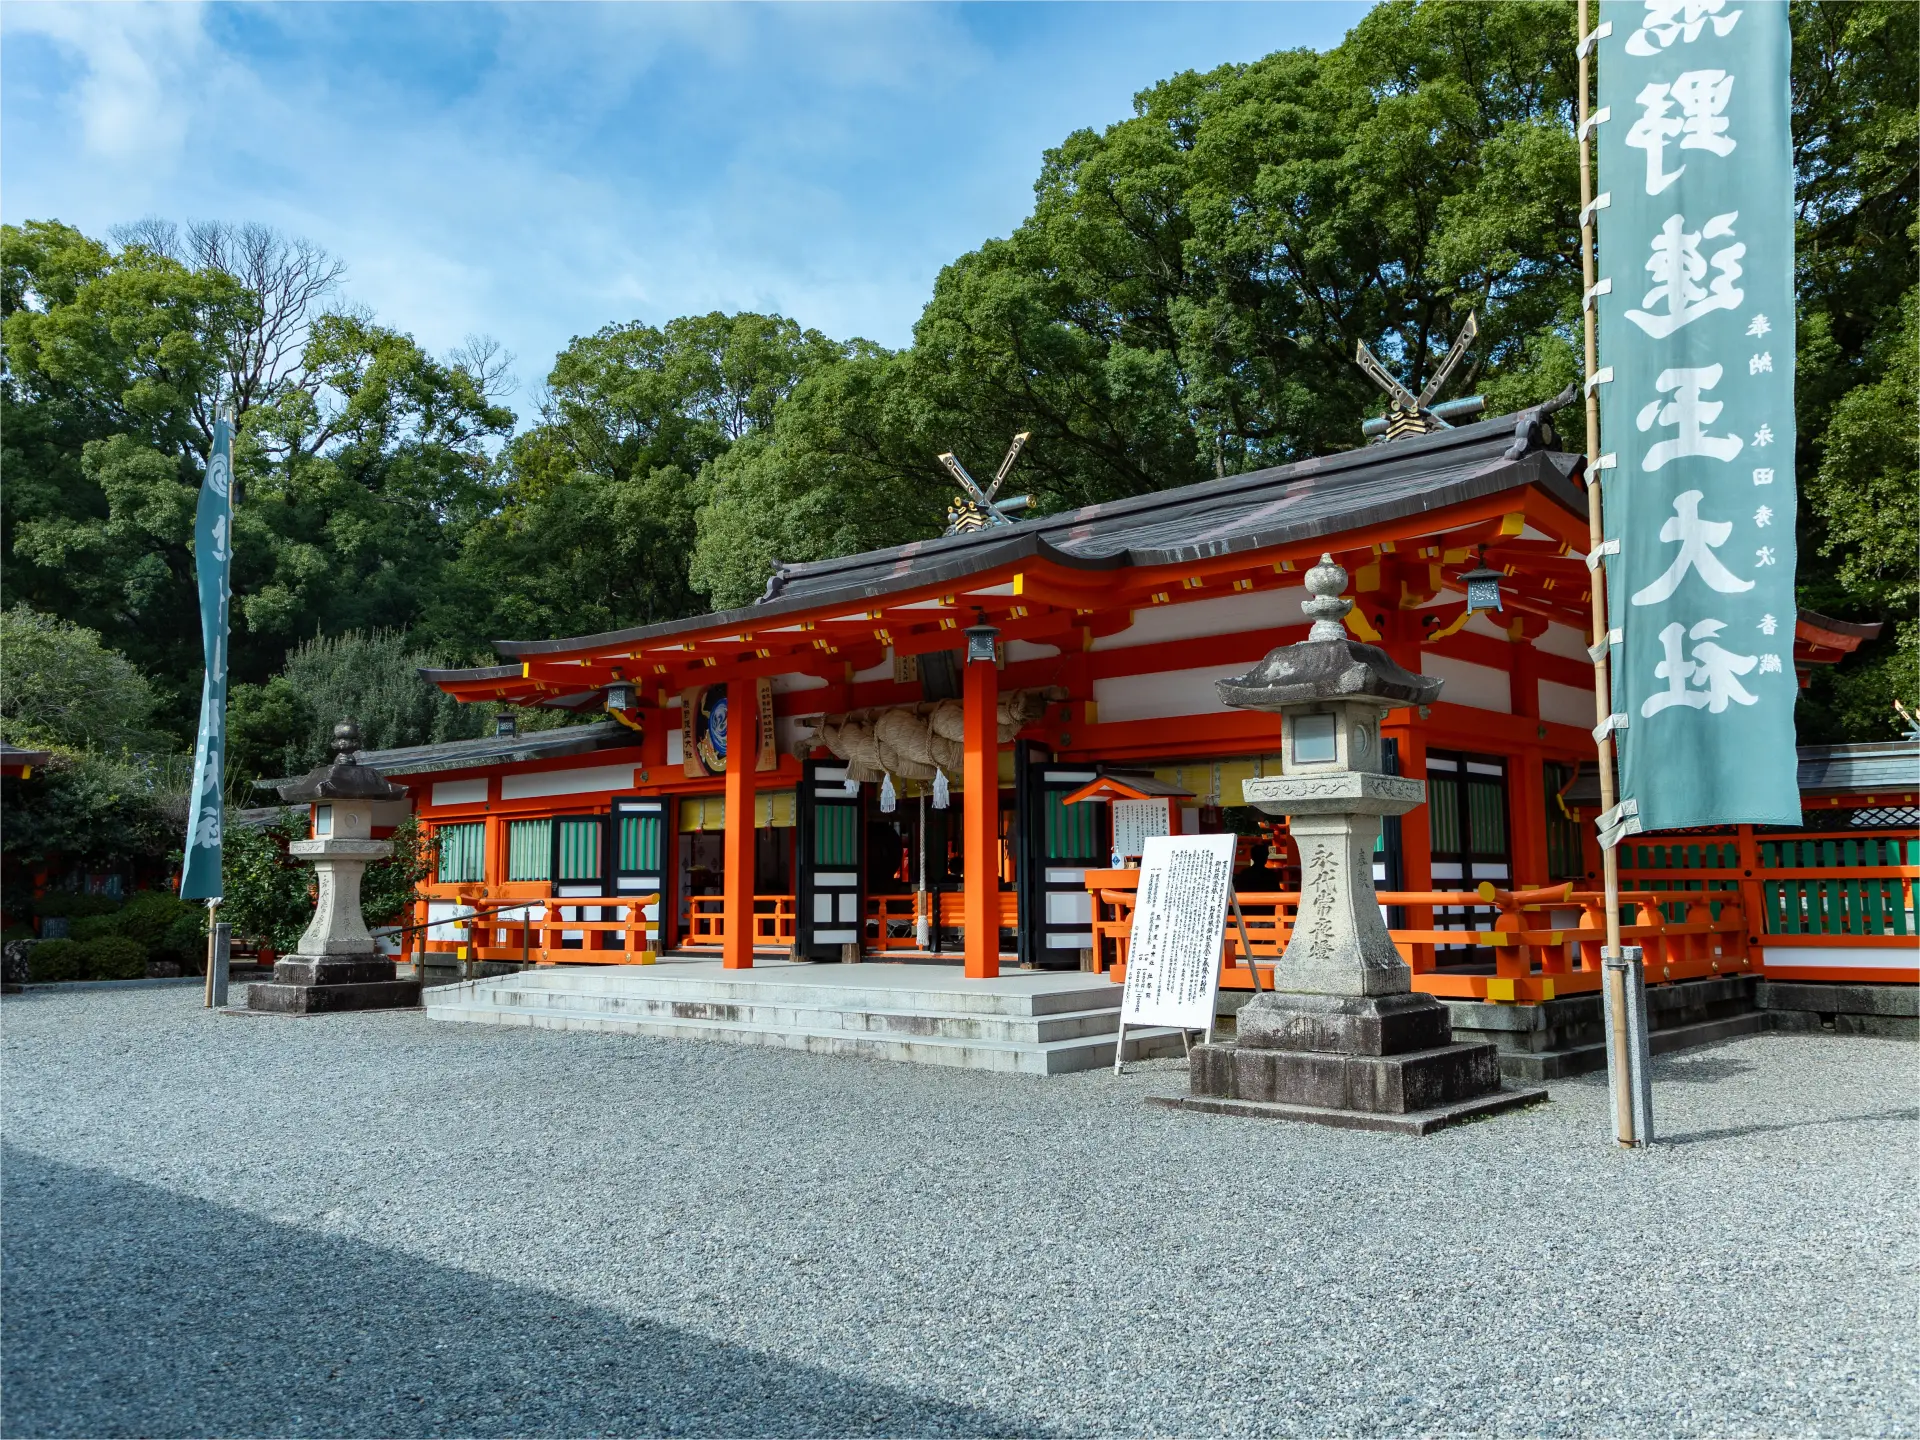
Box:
472, 395, 1582, 660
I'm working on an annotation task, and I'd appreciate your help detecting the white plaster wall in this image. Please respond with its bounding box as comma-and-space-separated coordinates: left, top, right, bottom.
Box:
770, 672, 828, 693
1420, 652, 1512, 713
431, 778, 488, 807
1005, 639, 1060, 662
666, 729, 684, 766
501, 763, 641, 800
1093, 588, 1304, 650
1535, 622, 1593, 662
1539, 679, 1595, 729
1093, 664, 1244, 723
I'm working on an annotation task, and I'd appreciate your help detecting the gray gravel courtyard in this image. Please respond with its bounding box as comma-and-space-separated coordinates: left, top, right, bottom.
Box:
2, 980, 1915, 1438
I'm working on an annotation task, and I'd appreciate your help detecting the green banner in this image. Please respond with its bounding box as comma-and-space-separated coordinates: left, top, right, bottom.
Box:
1594, 0, 1800, 834
178, 417, 234, 900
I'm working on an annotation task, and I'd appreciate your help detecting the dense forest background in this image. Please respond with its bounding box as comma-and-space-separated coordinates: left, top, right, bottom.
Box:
3, 0, 1913, 799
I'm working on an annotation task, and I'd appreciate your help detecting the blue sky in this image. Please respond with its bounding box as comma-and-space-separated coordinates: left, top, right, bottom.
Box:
3, 2, 1366, 405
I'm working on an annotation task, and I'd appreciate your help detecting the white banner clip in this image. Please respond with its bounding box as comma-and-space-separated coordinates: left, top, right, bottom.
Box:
1586, 539, 1620, 571
1583, 277, 1613, 310
1584, 366, 1614, 396
1593, 712, 1629, 744
1586, 629, 1623, 663
1579, 192, 1611, 228
1576, 22, 1612, 59
1579, 107, 1611, 142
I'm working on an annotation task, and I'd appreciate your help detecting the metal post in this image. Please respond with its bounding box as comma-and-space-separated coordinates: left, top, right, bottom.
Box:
208, 922, 231, 1009
1602, 945, 1655, 1145
1576, 0, 1645, 1147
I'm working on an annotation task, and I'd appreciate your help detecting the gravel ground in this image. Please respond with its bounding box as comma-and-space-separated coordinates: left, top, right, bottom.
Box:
3, 983, 1915, 1438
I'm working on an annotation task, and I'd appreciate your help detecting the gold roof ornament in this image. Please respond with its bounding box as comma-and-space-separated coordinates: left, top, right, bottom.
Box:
1355, 311, 1480, 441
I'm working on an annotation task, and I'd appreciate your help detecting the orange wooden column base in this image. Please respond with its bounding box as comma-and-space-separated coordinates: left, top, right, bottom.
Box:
962, 647, 1000, 979
722, 678, 756, 969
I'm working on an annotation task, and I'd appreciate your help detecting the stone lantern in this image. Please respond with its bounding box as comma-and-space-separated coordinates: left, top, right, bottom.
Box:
1176, 555, 1543, 1132
246, 719, 421, 1014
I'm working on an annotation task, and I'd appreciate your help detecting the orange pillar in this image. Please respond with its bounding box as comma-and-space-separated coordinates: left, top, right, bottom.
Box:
963, 645, 1000, 979
721, 678, 756, 969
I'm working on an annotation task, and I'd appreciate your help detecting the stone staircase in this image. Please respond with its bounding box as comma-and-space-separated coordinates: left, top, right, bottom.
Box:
423, 961, 1186, 1075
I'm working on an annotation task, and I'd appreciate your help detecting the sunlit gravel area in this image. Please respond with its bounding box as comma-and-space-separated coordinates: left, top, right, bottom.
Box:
3, 979, 1915, 1438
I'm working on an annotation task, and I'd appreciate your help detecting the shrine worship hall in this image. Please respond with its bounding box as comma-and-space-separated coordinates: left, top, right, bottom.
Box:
382, 395, 1914, 1065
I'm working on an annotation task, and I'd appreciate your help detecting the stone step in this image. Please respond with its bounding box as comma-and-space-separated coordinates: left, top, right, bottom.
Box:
472, 983, 1127, 1044
426, 993, 1185, 1075
1494, 1009, 1769, 1082
474, 963, 1123, 1018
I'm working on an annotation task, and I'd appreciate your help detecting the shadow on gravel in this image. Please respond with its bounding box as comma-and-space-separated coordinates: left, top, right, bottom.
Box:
0, 1147, 1036, 1439
1659, 1106, 1920, 1146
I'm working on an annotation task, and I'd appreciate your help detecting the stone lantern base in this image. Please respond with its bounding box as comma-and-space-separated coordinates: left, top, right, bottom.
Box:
1162, 993, 1546, 1136
245, 954, 421, 1015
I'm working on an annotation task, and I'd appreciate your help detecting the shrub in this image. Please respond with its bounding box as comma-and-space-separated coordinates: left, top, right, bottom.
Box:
156, 909, 208, 969
114, 890, 194, 948
68, 914, 122, 942
78, 934, 147, 980
27, 939, 84, 982
34, 892, 123, 920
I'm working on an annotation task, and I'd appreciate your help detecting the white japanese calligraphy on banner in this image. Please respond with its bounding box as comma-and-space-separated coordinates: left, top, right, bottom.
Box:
1594, 0, 1800, 830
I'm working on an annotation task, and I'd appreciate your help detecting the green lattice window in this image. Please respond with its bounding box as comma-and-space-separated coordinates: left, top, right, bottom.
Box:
1428, 773, 1460, 853
435, 823, 485, 883
1044, 791, 1104, 861
814, 804, 857, 866
507, 819, 552, 881
618, 812, 662, 872
555, 818, 603, 882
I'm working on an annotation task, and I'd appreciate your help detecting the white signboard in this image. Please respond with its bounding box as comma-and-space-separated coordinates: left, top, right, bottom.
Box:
1117, 833, 1238, 1053
1111, 797, 1170, 861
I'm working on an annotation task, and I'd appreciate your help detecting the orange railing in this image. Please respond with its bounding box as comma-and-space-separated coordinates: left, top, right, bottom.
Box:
683, 894, 797, 947
1085, 870, 1751, 1003
409, 887, 661, 967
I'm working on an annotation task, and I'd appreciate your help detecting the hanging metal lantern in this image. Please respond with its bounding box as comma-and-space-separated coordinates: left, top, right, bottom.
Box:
1460, 562, 1505, 614
604, 682, 635, 713
964, 609, 999, 665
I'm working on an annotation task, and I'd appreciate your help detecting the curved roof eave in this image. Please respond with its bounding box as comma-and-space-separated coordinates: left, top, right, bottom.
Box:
490, 532, 1122, 659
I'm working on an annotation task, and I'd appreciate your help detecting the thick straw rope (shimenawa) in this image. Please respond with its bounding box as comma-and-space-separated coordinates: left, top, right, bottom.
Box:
800, 689, 1062, 786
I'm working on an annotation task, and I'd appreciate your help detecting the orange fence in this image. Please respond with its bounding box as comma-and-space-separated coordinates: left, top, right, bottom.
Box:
863, 891, 1020, 953
408, 889, 660, 967
1085, 870, 1751, 1003
1618, 828, 1918, 983
683, 894, 797, 948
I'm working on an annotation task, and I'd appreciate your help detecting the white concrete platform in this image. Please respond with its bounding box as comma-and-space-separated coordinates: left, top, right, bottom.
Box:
423, 959, 1187, 1075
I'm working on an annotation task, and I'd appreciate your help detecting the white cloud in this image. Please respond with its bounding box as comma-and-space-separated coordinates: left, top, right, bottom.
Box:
3, 1, 210, 165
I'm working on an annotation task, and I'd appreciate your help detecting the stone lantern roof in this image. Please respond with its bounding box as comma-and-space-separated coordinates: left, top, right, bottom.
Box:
274, 720, 408, 805
1216, 554, 1444, 712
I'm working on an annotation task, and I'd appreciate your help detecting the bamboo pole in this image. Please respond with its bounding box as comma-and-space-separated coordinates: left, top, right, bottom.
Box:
1575, 0, 1644, 1147
202, 899, 220, 1007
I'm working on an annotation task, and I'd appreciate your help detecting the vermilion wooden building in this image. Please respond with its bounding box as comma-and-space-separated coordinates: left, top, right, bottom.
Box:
394, 401, 1914, 1000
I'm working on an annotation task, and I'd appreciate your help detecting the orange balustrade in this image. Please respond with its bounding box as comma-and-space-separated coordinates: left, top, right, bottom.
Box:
1084, 869, 1753, 1003
411, 887, 662, 967
685, 894, 797, 947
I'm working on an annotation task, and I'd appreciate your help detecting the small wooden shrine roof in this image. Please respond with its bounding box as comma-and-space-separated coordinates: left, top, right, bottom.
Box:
1061, 773, 1195, 805
253, 720, 631, 791
1, 742, 50, 777
1796, 741, 1919, 799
